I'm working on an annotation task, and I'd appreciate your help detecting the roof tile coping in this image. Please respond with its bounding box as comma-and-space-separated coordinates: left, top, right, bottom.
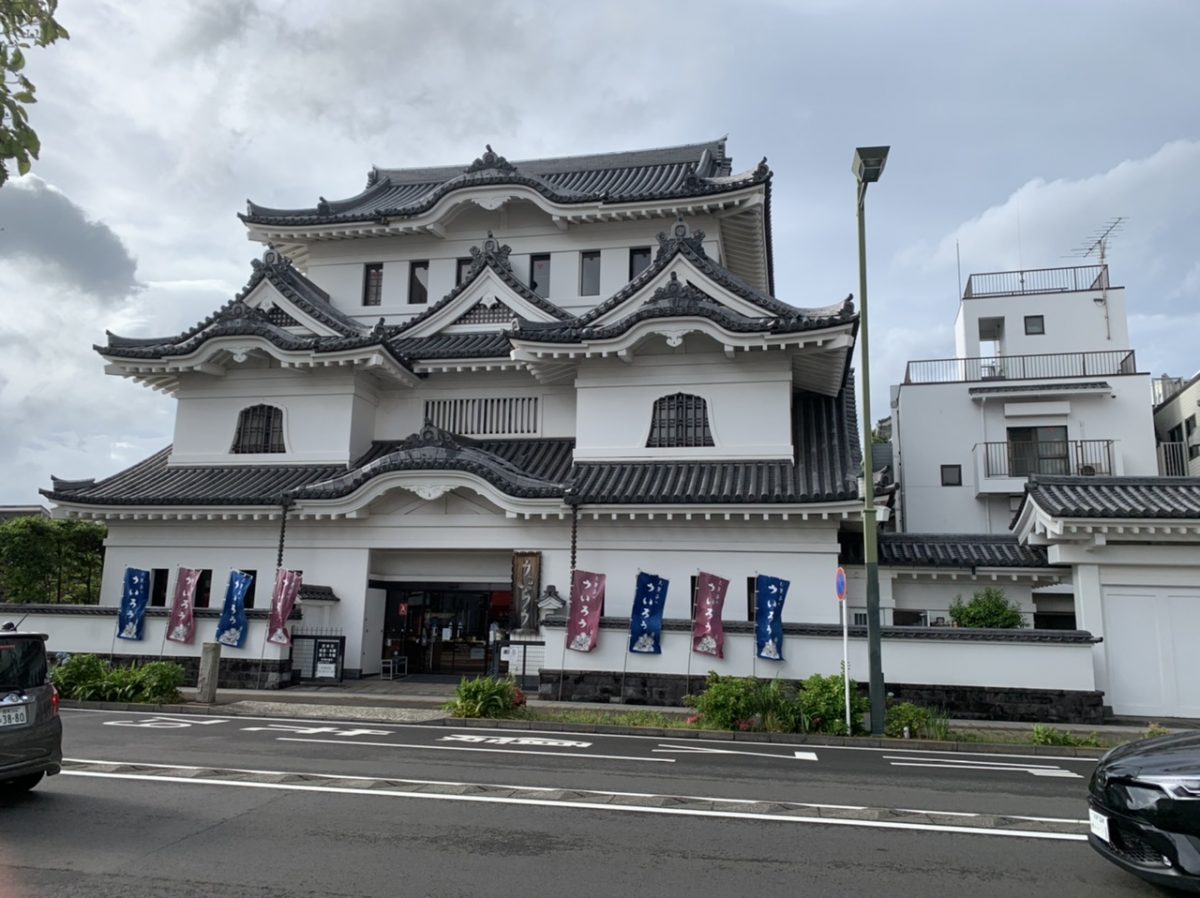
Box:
1022, 473, 1200, 519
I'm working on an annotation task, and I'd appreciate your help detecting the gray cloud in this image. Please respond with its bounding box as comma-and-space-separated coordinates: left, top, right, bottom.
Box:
0, 177, 141, 302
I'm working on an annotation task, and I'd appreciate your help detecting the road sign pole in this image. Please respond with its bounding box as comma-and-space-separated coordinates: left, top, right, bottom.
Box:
835, 566, 850, 734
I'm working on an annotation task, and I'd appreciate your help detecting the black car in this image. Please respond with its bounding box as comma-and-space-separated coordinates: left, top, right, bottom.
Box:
0, 625, 63, 794
1089, 731, 1200, 892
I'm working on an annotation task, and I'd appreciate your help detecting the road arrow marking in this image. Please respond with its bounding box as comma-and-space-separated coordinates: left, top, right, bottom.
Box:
653, 743, 818, 762
884, 756, 1082, 779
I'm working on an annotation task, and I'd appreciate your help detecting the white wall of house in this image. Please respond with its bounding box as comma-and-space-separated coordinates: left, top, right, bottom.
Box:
1153, 374, 1200, 475
954, 287, 1129, 358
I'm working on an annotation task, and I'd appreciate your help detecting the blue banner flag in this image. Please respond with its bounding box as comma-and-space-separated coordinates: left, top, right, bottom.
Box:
628, 572, 669, 654
215, 570, 254, 648
116, 568, 151, 641
755, 574, 790, 661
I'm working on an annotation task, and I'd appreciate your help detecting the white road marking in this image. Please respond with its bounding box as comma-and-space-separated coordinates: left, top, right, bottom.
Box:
883, 755, 1063, 769
888, 761, 1083, 779
58, 767, 1087, 841
277, 736, 674, 763
103, 716, 229, 728
440, 734, 592, 747
242, 724, 394, 737
654, 743, 818, 762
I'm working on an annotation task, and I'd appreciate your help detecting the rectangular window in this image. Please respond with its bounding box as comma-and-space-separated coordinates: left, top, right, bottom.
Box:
1007, 425, 1068, 476
241, 569, 257, 610
1190, 445, 1200, 460
1024, 314, 1045, 335
195, 570, 213, 609
1187, 415, 1197, 437
1169, 423, 1185, 443
362, 263, 383, 306
852, 612, 868, 627
149, 569, 169, 607
629, 247, 652, 280
529, 254, 550, 298
940, 464, 962, 486
580, 251, 601, 296
408, 261, 429, 304
745, 576, 757, 621
456, 257, 472, 286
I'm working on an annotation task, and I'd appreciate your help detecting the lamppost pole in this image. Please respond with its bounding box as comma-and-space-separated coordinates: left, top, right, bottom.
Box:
852, 146, 889, 736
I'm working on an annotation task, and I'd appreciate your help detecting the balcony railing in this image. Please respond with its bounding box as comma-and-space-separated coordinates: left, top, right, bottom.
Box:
848, 607, 1036, 629
904, 349, 1137, 385
1158, 441, 1190, 477
963, 264, 1108, 299
981, 440, 1113, 478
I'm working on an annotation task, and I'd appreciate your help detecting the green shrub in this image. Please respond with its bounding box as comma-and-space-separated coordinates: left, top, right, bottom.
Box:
797, 673, 869, 736
686, 672, 869, 735
50, 654, 184, 704
885, 702, 952, 740
1031, 724, 1101, 747
1145, 722, 1170, 739
948, 587, 1026, 629
50, 653, 109, 698
134, 661, 185, 704
444, 676, 524, 718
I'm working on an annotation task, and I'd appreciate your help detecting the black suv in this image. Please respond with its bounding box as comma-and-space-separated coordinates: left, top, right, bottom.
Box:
0, 624, 63, 794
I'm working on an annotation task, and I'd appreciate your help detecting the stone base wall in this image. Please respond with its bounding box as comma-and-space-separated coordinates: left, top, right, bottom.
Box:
538, 670, 1106, 725
92, 653, 293, 690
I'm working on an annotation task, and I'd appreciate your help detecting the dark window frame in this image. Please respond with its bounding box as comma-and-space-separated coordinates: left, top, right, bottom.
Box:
362, 263, 383, 307
195, 570, 213, 609
580, 250, 601, 296
149, 568, 169, 607
1024, 314, 1045, 335
408, 260, 429, 305
629, 246, 652, 281
456, 257, 472, 286
231, 404, 285, 454
240, 569, 257, 610
1006, 425, 1069, 476
1186, 415, 1196, 437
529, 254, 551, 298
940, 464, 963, 487
646, 393, 715, 448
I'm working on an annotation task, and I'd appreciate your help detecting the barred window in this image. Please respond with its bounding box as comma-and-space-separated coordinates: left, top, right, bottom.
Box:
231, 405, 285, 454
646, 393, 714, 447
362, 263, 383, 306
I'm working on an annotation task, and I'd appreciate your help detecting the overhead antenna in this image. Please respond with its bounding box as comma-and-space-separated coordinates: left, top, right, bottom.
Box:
1068, 217, 1126, 340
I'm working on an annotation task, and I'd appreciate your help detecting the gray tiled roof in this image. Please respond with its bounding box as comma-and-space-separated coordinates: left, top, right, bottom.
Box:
1023, 474, 1200, 519
390, 332, 513, 360
968, 381, 1112, 395
862, 534, 1052, 568
242, 140, 765, 226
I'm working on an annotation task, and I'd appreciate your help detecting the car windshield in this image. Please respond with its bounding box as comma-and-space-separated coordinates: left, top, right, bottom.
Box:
0, 639, 48, 690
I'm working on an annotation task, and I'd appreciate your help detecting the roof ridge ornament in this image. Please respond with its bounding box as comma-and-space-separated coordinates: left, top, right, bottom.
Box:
464, 230, 513, 279
646, 271, 711, 307
464, 144, 517, 175
655, 216, 707, 264
399, 421, 478, 452
251, 247, 293, 273
754, 156, 770, 180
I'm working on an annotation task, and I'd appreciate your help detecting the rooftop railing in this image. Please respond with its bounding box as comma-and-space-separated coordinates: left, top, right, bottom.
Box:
1158, 442, 1190, 477
904, 349, 1137, 385
963, 264, 1108, 299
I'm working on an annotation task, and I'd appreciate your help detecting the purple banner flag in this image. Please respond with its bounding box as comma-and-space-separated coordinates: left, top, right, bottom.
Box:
691, 572, 729, 658
629, 572, 668, 654
755, 574, 790, 661
267, 569, 303, 647
166, 567, 201, 644
116, 568, 150, 641
566, 570, 606, 653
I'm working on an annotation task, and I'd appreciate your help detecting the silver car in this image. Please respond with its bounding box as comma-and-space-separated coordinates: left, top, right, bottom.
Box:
0, 624, 63, 794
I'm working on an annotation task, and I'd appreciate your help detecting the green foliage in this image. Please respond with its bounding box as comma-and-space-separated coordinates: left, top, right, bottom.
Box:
948, 587, 1026, 629
527, 708, 685, 728
1031, 724, 1100, 747
0, 0, 69, 185
1145, 722, 1171, 739
50, 654, 183, 703
444, 676, 525, 718
684, 672, 868, 735
885, 702, 952, 740
0, 517, 105, 603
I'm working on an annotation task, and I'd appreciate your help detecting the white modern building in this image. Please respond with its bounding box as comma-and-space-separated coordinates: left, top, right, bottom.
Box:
1153, 372, 1200, 476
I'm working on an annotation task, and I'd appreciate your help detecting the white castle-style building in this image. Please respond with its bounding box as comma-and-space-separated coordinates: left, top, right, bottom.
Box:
28, 138, 1198, 720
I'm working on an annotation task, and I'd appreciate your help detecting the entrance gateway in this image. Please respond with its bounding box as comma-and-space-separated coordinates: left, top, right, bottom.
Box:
371, 581, 512, 676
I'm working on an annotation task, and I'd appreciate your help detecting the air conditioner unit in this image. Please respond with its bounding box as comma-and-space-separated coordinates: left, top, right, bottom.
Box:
1078, 464, 1097, 476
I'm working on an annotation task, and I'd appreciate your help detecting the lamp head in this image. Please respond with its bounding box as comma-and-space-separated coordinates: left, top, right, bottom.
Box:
852, 146, 891, 183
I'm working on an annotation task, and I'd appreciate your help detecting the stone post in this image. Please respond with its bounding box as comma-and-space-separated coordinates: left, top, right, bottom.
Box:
196, 642, 221, 704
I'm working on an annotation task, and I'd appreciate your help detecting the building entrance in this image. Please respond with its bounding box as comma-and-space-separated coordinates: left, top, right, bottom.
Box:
377, 581, 512, 676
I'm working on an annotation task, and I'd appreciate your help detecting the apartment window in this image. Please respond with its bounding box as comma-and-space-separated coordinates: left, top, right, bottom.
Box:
149, 569, 169, 607
1024, 315, 1045, 335
195, 570, 213, 609
940, 464, 962, 486
408, 261, 429, 304
646, 393, 715, 447
580, 251, 601, 296
456, 257, 472, 286
529, 254, 551, 298
240, 569, 257, 610
1187, 415, 1197, 437
1007, 425, 1068, 476
1190, 445, 1200, 461
231, 405, 285, 454
629, 246, 652, 280
362, 263, 383, 306
1168, 423, 1185, 444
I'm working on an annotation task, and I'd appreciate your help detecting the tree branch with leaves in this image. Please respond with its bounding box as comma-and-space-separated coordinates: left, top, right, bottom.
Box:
1, 0, 68, 187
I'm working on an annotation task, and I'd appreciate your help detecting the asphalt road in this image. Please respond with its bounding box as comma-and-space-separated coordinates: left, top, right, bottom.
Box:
0, 708, 1162, 897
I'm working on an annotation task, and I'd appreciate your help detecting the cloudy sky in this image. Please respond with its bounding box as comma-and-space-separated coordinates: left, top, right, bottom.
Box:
1, 0, 1197, 505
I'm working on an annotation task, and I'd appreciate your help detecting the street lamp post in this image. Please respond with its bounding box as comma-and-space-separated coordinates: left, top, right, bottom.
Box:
852, 145, 889, 736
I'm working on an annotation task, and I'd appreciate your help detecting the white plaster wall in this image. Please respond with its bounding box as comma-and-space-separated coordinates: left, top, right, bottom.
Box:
954, 287, 1129, 357
573, 342, 794, 460
1154, 377, 1200, 475
544, 626, 1096, 691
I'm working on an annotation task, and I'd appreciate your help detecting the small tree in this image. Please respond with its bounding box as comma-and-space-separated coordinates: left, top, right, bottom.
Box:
0, 516, 105, 603
948, 587, 1026, 629
1, 0, 70, 186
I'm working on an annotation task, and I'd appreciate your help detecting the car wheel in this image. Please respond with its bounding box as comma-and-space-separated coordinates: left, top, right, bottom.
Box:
1, 772, 45, 794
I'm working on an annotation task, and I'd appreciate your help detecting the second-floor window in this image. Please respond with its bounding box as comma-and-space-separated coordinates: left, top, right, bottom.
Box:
1006, 425, 1067, 475
1024, 315, 1045, 335
646, 393, 714, 448
530, 254, 551, 298
362, 263, 383, 306
456, 257, 472, 286
231, 404, 285, 454
408, 261, 429, 304
629, 247, 651, 280
580, 251, 601, 296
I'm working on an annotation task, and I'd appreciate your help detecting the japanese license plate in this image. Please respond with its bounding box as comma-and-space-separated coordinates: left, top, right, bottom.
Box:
1089, 808, 1110, 843
0, 705, 28, 727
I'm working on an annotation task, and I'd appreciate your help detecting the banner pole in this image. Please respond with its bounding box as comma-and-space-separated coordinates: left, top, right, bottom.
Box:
556, 587, 570, 703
